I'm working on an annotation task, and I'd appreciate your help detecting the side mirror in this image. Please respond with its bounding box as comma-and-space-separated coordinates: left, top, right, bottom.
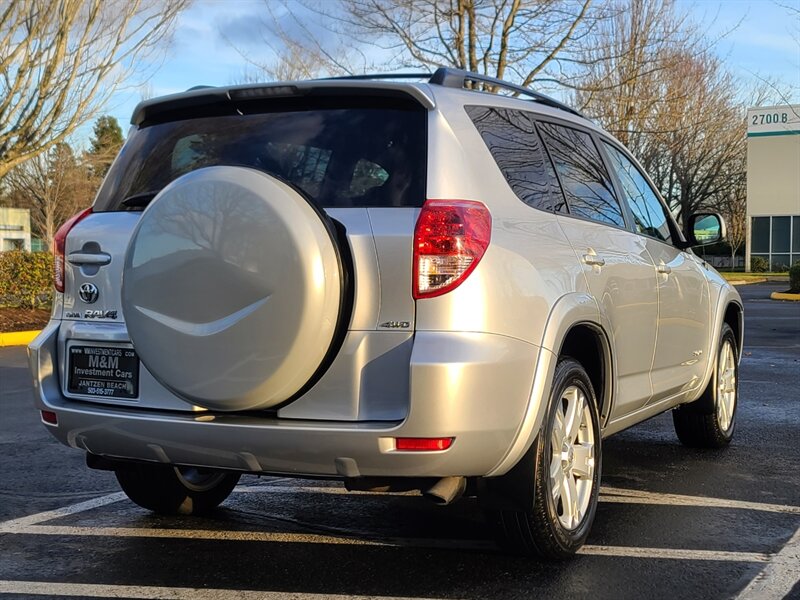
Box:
686, 213, 726, 246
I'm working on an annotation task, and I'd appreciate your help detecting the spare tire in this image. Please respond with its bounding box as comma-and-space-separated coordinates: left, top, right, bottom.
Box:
121, 166, 344, 411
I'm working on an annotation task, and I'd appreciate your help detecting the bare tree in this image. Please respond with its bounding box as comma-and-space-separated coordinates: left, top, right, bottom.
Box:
645, 51, 746, 224
574, 0, 702, 152
718, 175, 747, 268
5, 143, 94, 250
232, 0, 605, 85
328, 0, 598, 85
573, 1, 760, 229
0, 0, 189, 180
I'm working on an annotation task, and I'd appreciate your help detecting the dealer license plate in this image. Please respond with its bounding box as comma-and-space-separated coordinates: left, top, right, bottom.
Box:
68, 345, 139, 399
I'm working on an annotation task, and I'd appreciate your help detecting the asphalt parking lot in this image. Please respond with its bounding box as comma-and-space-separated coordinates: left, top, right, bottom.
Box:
0, 281, 798, 600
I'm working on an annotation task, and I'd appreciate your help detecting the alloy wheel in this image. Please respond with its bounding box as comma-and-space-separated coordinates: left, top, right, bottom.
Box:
548, 385, 596, 530
716, 340, 737, 432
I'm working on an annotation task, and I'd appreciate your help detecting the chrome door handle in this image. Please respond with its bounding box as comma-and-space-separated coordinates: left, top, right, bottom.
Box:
68, 252, 111, 266
582, 254, 606, 267
657, 263, 671, 275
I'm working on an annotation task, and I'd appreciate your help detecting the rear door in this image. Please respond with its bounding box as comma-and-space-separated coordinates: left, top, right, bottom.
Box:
537, 121, 659, 417
601, 141, 711, 401
61, 92, 427, 418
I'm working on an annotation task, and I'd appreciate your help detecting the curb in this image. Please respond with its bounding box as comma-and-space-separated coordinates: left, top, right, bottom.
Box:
726, 278, 767, 286
770, 291, 800, 301
0, 330, 41, 347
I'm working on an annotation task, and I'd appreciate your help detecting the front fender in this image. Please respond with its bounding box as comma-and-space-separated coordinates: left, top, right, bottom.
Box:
691, 281, 743, 403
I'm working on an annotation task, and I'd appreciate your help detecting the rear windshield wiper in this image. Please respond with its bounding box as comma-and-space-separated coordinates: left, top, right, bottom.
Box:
120, 190, 159, 210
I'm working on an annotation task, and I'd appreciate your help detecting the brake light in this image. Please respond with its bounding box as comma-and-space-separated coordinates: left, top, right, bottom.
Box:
413, 200, 491, 299
395, 437, 454, 451
53, 208, 92, 293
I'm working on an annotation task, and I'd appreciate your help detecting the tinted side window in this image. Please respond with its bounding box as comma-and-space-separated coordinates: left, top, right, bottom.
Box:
537, 122, 625, 227
603, 143, 672, 244
466, 106, 566, 213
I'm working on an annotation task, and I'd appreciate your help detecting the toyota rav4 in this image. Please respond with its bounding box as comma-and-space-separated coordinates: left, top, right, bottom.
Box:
28, 68, 743, 558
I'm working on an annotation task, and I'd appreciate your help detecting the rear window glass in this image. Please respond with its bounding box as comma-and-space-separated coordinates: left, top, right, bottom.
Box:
94, 106, 426, 211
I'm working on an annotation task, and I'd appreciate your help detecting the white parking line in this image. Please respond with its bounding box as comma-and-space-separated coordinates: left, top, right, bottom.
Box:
600, 486, 800, 515
736, 525, 800, 600
0, 580, 439, 599
4, 524, 389, 546
0, 485, 793, 571
578, 546, 770, 563
0, 492, 125, 529
235, 484, 800, 515
0, 523, 771, 562
2, 484, 795, 533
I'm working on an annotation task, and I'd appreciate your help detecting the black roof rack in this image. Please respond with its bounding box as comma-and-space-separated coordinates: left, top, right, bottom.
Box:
321, 68, 585, 119
318, 73, 432, 81
429, 67, 585, 118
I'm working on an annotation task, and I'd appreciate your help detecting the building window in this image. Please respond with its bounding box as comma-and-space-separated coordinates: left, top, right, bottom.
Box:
794, 217, 800, 253
751, 215, 800, 271
772, 217, 791, 252
751, 217, 770, 253
772, 254, 792, 271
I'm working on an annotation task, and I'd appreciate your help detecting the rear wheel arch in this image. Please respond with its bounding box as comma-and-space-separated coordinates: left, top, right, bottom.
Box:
487, 294, 610, 478
557, 322, 613, 427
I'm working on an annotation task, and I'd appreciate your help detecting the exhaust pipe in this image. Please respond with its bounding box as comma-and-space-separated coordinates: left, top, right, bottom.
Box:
423, 476, 466, 506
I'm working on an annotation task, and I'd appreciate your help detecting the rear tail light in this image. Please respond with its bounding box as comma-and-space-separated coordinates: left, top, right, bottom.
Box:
53, 208, 93, 293
413, 200, 491, 299
395, 437, 454, 451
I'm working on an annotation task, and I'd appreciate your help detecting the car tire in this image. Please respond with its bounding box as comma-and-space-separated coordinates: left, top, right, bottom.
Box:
672, 323, 738, 449
485, 357, 601, 559
115, 464, 240, 515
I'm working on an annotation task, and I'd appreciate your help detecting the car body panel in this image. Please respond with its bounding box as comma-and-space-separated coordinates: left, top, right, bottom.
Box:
556, 216, 659, 417
30, 325, 539, 477
645, 241, 712, 403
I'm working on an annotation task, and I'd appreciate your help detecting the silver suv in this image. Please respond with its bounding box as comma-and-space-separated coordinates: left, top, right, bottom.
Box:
29, 69, 743, 559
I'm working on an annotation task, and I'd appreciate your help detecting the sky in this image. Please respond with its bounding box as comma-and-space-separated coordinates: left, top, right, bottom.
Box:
91, 0, 800, 145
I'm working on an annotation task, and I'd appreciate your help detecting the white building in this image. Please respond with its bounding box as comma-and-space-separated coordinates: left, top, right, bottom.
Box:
745, 104, 800, 271
0, 207, 32, 251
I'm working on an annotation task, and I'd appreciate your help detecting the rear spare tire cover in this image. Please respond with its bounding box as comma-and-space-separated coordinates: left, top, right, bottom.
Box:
121, 166, 343, 411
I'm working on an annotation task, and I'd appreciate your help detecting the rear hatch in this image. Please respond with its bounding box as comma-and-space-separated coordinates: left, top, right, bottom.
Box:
59, 88, 428, 420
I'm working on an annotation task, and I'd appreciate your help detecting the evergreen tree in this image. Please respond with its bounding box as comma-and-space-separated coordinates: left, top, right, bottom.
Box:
87, 115, 124, 178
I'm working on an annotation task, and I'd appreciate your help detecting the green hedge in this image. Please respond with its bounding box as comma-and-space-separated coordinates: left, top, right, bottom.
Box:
790, 263, 800, 293
0, 251, 53, 309
750, 256, 769, 273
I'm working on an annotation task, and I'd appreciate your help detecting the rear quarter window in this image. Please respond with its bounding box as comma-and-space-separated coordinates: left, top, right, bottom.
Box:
95, 103, 426, 211
466, 105, 565, 213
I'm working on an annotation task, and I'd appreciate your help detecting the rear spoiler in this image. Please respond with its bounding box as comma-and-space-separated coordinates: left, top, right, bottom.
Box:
131, 81, 435, 127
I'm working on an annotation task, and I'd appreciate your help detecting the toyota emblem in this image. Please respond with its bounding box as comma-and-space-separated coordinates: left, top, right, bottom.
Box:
79, 283, 99, 304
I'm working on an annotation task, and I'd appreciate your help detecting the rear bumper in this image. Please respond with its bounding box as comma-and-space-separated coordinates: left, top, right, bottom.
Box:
29, 322, 542, 478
